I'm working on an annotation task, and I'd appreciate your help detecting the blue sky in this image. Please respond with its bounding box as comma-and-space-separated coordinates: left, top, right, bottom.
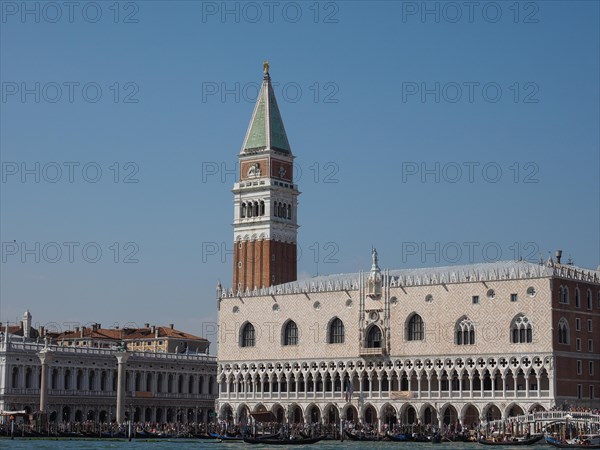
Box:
1, 1, 598, 350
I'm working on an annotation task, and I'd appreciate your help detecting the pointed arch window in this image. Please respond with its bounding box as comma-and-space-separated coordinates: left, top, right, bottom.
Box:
586, 289, 592, 310
511, 314, 532, 343
241, 323, 256, 347
560, 286, 570, 304
575, 287, 581, 308
283, 320, 298, 346
455, 317, 475, 345
329, 318, 344, 344
558, 318, 569, 344
366, 325, 382, 348
407, 313, 424, 341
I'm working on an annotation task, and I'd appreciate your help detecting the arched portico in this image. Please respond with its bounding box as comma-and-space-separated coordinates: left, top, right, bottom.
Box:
440, 403, 458, 427
380, 403, 397, 428
483, 403, 502, 421
323, 403, 339, 424
420, 403, 438, 426
461, 403, 479, 426
363, 403, 377, 425
400, 403, 417, 425
305, 403, 321, 424
342, 404, 358, 422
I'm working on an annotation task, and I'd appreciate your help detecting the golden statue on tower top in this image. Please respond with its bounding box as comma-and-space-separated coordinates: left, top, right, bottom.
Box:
263, 60, 270, 74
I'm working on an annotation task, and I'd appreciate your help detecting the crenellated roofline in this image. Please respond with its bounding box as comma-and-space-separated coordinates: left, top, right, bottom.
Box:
218, 260, 600, 299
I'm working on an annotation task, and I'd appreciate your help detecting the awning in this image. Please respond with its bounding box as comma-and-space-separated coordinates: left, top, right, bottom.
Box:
250, 411, 276, 422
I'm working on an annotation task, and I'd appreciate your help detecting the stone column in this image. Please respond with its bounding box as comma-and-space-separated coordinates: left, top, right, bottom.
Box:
115, 352, 130, 423
37, 349, 53, 413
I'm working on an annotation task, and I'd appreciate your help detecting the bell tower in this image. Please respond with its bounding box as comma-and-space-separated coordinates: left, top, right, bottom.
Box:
232, 62, 299, 291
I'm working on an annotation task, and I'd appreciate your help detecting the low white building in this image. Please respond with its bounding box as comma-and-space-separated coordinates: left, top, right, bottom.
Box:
0, 312, 218, 424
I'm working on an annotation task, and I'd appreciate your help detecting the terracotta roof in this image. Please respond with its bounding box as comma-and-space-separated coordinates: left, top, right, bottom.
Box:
4, 324, 40, 339
55, 325, 207, 342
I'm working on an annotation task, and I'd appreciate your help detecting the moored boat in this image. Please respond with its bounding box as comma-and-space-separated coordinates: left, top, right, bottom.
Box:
546, 434, 600, 448
209, 431, 244, 441
243, 435, 324, 445
344, 429, 385, 441
478, 434, 544, 445
387, 431, 413, 441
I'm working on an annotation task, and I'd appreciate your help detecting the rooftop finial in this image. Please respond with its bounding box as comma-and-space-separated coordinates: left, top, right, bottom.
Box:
263, 60, 270, 75
371, 247, 380, 271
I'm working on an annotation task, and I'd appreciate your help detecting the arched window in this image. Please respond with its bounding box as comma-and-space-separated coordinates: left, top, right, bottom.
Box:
25, 367, 32, 388
511, 315, 533, 343
455, 316, 475, 345
76, 370, 83, 390
254, 201, 259, 217
563, 286, 570, 304
366, 325, 382, 348
586, 289, 592, 310
558, 285, 562, 301
11, 367, 19, 388
575, 288, 581, 308
260, 200, 265, 216
283, 320, 298, 346
241, 203, 246, 218
241, 323, 255, 347
64, 369, 71, 390
287, 204, 292, 220
558, 318, 569, 344
329, 318, 344, 344
407, 313, 424, 341
88, 370, 95, 391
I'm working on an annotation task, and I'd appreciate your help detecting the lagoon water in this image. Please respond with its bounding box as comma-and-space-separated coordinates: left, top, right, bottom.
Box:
1, 439, 546, 449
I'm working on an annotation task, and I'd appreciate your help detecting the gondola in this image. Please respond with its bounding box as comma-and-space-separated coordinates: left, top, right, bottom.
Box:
344, 429, 385, 441
387, 431, 413, 441
243, 435, 325, 445
546, 435, 600, 448
209, 431, 244, 441
478, 434, 544, 445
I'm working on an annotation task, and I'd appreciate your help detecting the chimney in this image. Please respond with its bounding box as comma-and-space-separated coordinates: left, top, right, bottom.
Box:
556, 249, 562, 264
39, 326, 45, 336
144, 323, 150, 328
169, 323, 174, 330
151, 325, 155, 334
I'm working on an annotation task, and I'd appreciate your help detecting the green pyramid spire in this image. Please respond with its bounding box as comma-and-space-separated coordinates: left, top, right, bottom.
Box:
241, 62, 292, 154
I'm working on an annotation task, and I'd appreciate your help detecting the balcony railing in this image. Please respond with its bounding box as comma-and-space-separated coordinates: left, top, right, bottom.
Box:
219, 390, 551, 401
359, 347, 386, 356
